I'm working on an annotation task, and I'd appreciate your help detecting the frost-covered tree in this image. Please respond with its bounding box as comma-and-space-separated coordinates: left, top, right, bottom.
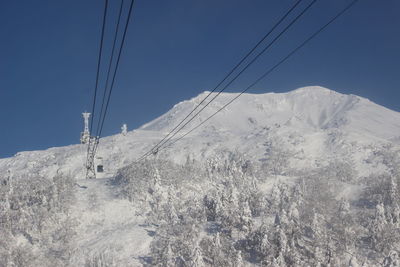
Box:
260, 133, 292, 176
114, 150, 400, 266
383, 250, 400, 267
348, 256, 360, 267
233, 250, 243, 267
238, 198, 252, 232
191, 241, 204, 267
370, 202, 387, 250
0, 172, 76, 267
84, 250, 116, 267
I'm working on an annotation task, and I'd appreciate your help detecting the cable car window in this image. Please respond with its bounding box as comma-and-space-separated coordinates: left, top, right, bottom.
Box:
97, 165, 104, 173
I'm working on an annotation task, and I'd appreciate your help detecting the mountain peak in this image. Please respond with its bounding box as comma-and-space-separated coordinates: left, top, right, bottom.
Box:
141, 86, 400, 142
288, 86, 339, 95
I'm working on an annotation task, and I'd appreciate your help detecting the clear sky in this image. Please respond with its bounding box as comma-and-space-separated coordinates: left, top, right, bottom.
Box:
0, 0, 399, 158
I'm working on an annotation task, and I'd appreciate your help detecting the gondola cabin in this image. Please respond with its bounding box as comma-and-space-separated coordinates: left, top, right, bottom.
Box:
96, 157, 104, 173
97, 165, 104, 173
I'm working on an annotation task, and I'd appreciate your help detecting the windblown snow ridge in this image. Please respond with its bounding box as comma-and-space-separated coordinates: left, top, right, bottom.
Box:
140, 86, 400, 141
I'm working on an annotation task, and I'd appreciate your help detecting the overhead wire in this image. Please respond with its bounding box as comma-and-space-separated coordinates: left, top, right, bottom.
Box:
95, 0, 125, 138
89, 0, 109, 135
139, 0, 305, 158
151, 0, 360, 156
86, 0, 109, 169
138, 0, 313, 160
85, 0, 135, 173
137, 0, 318, 161
94, 0, 136, 154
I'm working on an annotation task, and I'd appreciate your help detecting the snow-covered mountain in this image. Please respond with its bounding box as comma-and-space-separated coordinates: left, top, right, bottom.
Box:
1, 86, 399, 179
143, 86, 399, 140
2, 86, 400, 266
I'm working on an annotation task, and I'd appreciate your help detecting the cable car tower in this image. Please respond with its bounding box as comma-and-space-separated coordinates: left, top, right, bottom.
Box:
80, 112, 98, 179
85, 136, 98, 179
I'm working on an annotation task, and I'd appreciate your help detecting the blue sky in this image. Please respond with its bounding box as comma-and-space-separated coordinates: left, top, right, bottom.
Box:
0, 0, 399, 158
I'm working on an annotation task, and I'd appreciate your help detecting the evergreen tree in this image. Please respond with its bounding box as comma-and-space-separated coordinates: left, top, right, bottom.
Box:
163, 241, 175, 267
383, 250, 400, 267
234, 250, 244, 267
239, 198, 252, 232
348, 256, 360, 267
191, 241, 204, 267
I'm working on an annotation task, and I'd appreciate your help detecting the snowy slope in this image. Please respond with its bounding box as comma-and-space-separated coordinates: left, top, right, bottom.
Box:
2, 86, 400, 266
1, 86, 400, 180
70, 177, 153, 266
142, 86, 399, 140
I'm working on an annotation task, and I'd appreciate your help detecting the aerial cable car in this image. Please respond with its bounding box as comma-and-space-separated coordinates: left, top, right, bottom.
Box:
152, 148, 159, 156
96, 156, 104, 173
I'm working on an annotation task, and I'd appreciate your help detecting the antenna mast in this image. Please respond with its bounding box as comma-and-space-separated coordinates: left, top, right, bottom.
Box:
80, 112, 91, 144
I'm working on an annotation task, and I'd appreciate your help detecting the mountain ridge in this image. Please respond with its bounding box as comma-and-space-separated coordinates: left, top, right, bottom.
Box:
1, 86, 399, 179
141, 86, 399, 140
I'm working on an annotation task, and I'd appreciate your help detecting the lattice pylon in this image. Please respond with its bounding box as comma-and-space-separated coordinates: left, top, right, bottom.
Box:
85, 137, 98, 179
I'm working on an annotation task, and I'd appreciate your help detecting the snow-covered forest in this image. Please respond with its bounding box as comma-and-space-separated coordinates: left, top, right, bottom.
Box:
114, 145, 400, 266
0, 172, 76, 266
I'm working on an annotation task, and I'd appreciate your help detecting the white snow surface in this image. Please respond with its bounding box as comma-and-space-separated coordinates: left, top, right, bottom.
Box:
2, 86, 399, 179
1, 86, 400, 264
70, 178, 153, 266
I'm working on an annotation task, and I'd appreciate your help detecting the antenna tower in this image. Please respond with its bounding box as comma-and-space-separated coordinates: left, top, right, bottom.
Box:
80, 112, 91, 144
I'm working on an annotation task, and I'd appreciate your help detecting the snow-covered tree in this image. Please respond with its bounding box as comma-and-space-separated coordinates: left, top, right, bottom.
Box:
383, 250, 400, 267
0, 173, 76, 267
233, 250, 244, 267
239, 198, 252, 232
348, 256, 360, 267
260, 131, 293, 176
191, 241, 204, 267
